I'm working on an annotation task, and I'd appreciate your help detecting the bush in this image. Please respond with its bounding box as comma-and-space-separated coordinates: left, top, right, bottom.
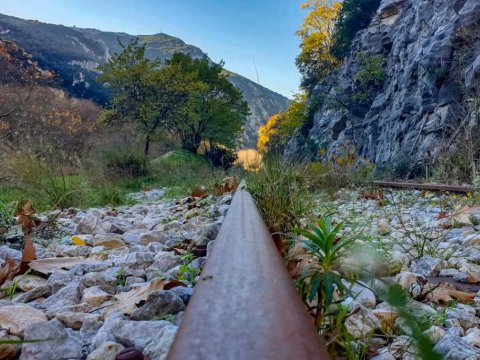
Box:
150, 149, 225, 197
0, 152, 88, 209
331, 0, 381, 59
307, 143, 375, 189
100, 146, 148, 177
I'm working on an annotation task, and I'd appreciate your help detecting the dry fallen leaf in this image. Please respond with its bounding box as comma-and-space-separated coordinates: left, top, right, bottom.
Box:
15, 201, 38, 234
103, 278, 186, 317
191, 188, 209, 199
0, 257, 19, 286
18, 235, 37, 274
425, 283, 476, 304
452, 206, 480, 226
28, 257, 87, 275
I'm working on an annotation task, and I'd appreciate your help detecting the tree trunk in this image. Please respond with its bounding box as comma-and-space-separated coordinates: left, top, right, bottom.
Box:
144, 134, 150, 156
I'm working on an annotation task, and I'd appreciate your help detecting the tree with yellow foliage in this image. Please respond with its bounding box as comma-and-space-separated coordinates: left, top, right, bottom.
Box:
296, 0, 342, 92
257, 94, 307, 154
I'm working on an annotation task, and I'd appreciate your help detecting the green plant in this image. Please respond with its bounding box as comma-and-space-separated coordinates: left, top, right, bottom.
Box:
177, 252, 200, 284
247, 156, 310, 237
331, 0, 381, 59
117, 267, 127, 287
296, 217, 356, 327
100, 145, 148, 178
2, 269, 31, 300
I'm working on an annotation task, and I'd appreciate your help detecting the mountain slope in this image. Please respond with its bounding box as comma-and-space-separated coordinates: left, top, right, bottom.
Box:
0, 13, 290, 147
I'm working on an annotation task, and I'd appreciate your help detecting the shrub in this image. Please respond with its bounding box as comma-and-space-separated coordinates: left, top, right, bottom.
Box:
150, 149, 225, 197
331, 0, 381, 59
100, 146, 148, 177
0, 151, 87, 209
307, 143, 375, 189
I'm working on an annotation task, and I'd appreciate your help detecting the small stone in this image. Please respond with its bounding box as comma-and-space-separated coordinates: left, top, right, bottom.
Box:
47, 272, 77, 294
344, 301, 381, 338
139, 231, 167, 245
20, 319, 83, 360
93, 234, 126, 249
125, 276, 145, 287
463, 328, 480, 347
13, 285, 49, 303
394, 272, 422, 290
15, 275, 47, 292
76, 214, 106, 235
86, 341, 124, 360
82, 286, 112, 307
370, 350, 395, 360
42, 282, 83, 314
424, 326, 446, 344
81, 272, 117, 288
130, 290, 185, 321
377, 221, 391, 236
446, 308, 479, 330
92, 316, 170, 351
410, 256, 445, 276
0, 330, 21, 360
434, 333, 480, 359
56, 311, 100, 330
203, 222, 222, 240
0, 305, 47, 335
143, 325, 178, 360
147, 252, 182, 274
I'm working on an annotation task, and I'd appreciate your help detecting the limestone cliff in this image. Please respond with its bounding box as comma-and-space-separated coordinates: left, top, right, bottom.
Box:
287, 0, 480, 167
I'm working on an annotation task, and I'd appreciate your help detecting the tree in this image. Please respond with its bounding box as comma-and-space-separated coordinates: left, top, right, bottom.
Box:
166, 53, 249, 154
331, 0, 381, 59
296, 0, 342, 92
98, 42, 248, 160
257, 95, 307, 154
98, 39, 194, 156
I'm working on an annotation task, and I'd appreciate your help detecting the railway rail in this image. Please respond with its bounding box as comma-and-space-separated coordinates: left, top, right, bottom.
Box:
166, 181, 329, 360
166, 180, 480, 359
373, 181, 480, 193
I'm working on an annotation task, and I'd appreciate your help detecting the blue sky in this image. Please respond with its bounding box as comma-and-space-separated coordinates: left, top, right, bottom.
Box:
1, 0, 305, 98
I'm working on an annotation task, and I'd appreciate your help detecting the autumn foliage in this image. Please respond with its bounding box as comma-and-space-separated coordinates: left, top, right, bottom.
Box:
296, 0, 342, 91
257, 95, 307, 154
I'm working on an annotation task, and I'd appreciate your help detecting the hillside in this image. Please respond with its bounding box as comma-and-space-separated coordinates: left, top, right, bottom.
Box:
286, 0, 480, 171
0, 13, 290, 147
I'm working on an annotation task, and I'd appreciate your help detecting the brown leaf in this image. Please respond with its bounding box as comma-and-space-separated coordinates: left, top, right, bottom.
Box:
15, 201, 38, 234
103, 278, 186, 317
425, 283, 476, 304
28, 257, 86, 275
191, 188, 209, 199
18, 235, 37, 274
0, 257, 19, 286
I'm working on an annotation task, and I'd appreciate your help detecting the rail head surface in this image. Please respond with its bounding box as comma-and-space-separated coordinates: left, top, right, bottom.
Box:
373, 181, 480, 193
167, 182, 328, 360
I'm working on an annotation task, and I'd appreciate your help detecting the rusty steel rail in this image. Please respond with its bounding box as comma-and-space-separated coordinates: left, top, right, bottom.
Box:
373, 181, 480, 194
167, 182, 328, 360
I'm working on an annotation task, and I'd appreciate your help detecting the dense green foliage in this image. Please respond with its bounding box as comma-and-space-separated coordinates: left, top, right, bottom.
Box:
331, 0, 381, 59
165, 53, 249, 156
98, 40, 248, 160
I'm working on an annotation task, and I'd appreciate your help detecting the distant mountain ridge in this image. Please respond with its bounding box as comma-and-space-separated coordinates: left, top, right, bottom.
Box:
0, 13, 290, 147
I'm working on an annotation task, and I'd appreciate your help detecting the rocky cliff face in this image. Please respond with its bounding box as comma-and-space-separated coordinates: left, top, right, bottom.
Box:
0, 14, 290, 148
287, 0, 480, 166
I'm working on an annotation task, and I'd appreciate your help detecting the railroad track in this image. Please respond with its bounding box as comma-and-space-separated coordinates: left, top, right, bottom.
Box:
167, 181, 329, 360
373, 181, 480, 193
166, 180, 480, 359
